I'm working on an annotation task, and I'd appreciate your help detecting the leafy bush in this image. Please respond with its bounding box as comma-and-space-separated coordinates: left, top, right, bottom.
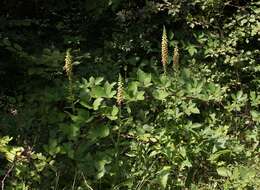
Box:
54, 65, 258, 189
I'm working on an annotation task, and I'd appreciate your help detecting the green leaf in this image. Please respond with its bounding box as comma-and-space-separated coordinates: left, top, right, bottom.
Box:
89, 125, 110, 140
217, 167, 231, 177
45, 139, 61, 156
135, 91, 145, 100
187, 44, 197, 56
95, 155, 112, 179
90, 86, 106, 98
254, 7, 260, 14
128, 81, 139, 94
104, 81, 116, 98
105, 105, 119, 120
5, 147, 23, 162
159, 75, 171, 88
250, 91, 260, 107
158, 166, 171, 189
251, 110, 260, 122
182, 101, 200, 116
13, 43, 22, 51
179, 147, 187, 158
0, 136, 12, 147
239, 166, 256, 180
189, 106, 200, 114
80, 100, 93, 109
153, 89, 169, 100
2, 38, 11, 46
60, 124, 81, 140
94, 77, 104, 85
93, 97, 103, 110
169, 31, 174, 40
209, 149, 231, 162
190, 123, 202, 129
181, 159, 192, 168
111, 105, 119, 116
137, 69, 152, 87
70, 109, 91, 124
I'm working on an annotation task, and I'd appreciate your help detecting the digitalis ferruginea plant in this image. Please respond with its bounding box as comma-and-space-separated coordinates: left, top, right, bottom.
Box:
161, 26, 168, 74
116, 74, 124, 106
64, 49, 73, 81
63, 49, 74, 104
173, 46, 179, 66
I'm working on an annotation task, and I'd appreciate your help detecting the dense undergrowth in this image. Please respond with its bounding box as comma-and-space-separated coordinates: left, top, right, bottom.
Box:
0, 0, 259, 189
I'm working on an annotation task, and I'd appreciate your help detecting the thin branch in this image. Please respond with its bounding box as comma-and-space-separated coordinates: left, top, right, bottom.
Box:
1, 158, 16, 190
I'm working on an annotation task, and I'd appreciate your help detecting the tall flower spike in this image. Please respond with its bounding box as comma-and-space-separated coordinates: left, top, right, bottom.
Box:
116, 74, 124, 106
161, 26, 168, 74
173, 45, 179, 66
64, 49, 73, 81
64, 49, 74, 104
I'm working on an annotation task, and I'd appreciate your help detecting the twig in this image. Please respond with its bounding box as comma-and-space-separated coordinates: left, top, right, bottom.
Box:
81, 172, 94, 190
1, 157, 17, 190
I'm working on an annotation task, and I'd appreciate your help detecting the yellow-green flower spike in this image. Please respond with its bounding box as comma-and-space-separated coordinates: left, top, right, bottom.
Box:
173, 46, 179, 66
116, 74, 124, 106
64, 49, 73, 81
161, 26, 168, 74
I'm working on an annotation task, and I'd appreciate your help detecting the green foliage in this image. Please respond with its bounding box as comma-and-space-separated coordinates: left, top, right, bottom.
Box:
46, 67, 258, 189
0, 0, 259, 189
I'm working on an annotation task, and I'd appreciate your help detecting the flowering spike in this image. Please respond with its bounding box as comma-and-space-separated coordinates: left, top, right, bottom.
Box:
64, 49, 73, 80
173, 45, 179, 66
63, 49, 74, 104
161, 26, 168, 74
116, 74, 124, 106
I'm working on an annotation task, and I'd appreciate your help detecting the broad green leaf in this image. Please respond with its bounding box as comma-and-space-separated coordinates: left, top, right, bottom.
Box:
89, 125, 110, 140
104, 81, 116, 98
90, 86, 106, 98
60, 124, 81, 140
5, 147, 23, 162
159, 75, 171, 87
93, 97, 103, 110
95, 155, 112, 179
251, 110, 260, 122
239, 166, 256, 180
190, 123, 202, 129
3, 38, 11, 46
217, 167, 231, 177
80, 100, 93, 109
158, 166, 171, 189
135, 91, 145, 100
153, 89, 169, 100
45, 139, 61, 156
70, 109, 91, 124
105, 106, 119, 120
13, 43, 22, 51
182, 101, 200, 115
250, 91, 260, 107
209, 149, 231, 162
179, 147, 187, 158
61, 143, 74, 159
181, 159, 192, 168
0, 136, 12, 147
187, 44, 197, 56
137, 69, 152, 87
111, 105, 119, 116
94, 77, 104, 85
128, 81, 139, 93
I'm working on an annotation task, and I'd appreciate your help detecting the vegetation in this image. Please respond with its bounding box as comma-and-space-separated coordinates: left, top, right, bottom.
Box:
0, 0, 259, 189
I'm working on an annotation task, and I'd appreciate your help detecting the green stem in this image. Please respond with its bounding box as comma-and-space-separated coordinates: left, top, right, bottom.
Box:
68, 79, 75, 113
163, 64, 167, 75
112, 105, 122, 188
